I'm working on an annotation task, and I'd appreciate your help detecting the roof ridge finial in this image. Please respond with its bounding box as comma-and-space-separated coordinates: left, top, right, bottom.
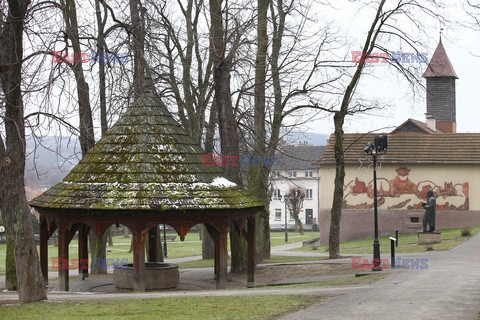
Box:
439, 26, 444, 43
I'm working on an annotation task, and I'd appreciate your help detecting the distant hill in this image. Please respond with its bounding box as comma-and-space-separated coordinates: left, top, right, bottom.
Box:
23, 131, 329, 191
25, 136, 80, 190
284, 131, 329, 146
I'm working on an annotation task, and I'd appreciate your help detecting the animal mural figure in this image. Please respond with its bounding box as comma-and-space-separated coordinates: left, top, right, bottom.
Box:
343, 167, 469, 211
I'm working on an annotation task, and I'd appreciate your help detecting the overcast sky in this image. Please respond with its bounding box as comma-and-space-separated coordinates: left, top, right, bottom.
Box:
304, 1, 480, 135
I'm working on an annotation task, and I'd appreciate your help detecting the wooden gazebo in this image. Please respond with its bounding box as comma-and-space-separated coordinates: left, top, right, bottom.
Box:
30, 90, 263, 292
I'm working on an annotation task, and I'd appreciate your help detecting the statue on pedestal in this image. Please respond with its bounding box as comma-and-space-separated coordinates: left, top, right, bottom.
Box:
421, 189, 436, 232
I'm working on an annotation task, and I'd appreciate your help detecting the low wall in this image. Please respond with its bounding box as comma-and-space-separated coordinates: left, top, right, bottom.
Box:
113, 262, 179, 290
319, 209, 480, 244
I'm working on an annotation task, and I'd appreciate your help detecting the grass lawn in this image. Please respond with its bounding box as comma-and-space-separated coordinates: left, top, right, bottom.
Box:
0, 231, 319, 273
269, 231, 319, 247
0, 295, 322, 320
295, 227, 480, 255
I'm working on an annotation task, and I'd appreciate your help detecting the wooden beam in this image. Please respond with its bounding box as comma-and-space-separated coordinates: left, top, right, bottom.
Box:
65, 224, 79, 243
39, 218, 49, 284
78, 224, 89, 280
132, 232, 146, 292
58, 226, 69, 291
247, 216, 256, 288
205, 224, 219, 279
217, 227, 228, 289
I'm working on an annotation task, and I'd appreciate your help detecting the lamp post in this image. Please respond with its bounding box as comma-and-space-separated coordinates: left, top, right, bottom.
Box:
279, 194, 289, 242
364, 135, 388, 272
163, 224, 168, 257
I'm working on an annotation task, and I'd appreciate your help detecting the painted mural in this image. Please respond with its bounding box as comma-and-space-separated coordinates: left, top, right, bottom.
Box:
343, 167, 469, 210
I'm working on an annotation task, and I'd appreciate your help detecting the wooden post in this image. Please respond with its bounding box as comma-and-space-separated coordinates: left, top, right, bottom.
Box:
39, 218, 48, 284
132, 232, 146, 292
58, 225, 69, 291
247, 216, 256, 288
205, 224, 219, 280
217, 227, 228, 289
78, 224, 89, 280
214, 240, 219, 280
147, 225, 160, 262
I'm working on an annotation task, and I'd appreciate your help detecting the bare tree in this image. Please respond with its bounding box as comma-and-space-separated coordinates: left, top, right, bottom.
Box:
209, 0, 252, 272
0, 0, 47, 302
309, 0, 443, 258
286, 187, 305, 235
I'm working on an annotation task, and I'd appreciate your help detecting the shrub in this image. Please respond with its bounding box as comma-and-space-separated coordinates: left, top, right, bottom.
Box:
460, 227, 472, 237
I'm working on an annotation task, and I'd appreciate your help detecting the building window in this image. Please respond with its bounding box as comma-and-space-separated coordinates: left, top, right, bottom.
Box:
272, 171, 280, 178
305, 189, 313, 199
288, 171, 297, 178
305, 171, 313, 177
274, 188, 281, 199
305, 209, 314, 225
275, 209, 282, 220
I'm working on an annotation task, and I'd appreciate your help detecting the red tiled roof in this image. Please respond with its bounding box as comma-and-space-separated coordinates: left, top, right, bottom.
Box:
319, 133, 480, 165
422, 40, 458, 78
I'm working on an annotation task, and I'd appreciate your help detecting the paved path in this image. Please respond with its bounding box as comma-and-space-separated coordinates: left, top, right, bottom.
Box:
279, 233, 480, 320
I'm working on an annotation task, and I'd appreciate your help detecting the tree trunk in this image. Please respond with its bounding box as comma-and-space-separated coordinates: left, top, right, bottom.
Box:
204, 101, 217, 155
129, 0, 147, 98
247, 0, 271, 261
60, 0, 95, 156
0, 136, 16, 290
61, 0, 105, 270
293, 213, 304, 235
200, 224, 215, 259
107, 228, 113, 247
89, 232, 107, 274
328, 0, 386, 259
123, 225, 130, 238
0, 0, 47, 302
203, 104, 217, 259
209, 0, 246, 272
5, 238, 17, 290
328, 112, 346, 258
95, 0, 108, 136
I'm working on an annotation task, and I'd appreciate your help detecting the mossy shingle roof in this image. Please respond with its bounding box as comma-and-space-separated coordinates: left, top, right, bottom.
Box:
30, 93, 263, 212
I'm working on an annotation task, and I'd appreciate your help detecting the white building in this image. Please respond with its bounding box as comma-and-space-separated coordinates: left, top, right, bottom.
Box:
269, 144, 325, 230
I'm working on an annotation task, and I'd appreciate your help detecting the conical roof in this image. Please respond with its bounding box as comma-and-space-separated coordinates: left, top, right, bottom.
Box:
30, 93, 263, 212
422, 39, 458, 78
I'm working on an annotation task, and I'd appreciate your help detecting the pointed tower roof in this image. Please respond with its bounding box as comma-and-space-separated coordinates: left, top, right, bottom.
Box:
422, 39, 458, 78
30, 92, 262, 212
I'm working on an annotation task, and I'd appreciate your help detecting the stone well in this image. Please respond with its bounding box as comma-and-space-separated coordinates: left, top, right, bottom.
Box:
113, 262, 179, 290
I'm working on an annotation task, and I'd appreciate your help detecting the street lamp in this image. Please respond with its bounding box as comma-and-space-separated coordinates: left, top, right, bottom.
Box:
279, 194, 290, 242
364, 135, 388, 271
